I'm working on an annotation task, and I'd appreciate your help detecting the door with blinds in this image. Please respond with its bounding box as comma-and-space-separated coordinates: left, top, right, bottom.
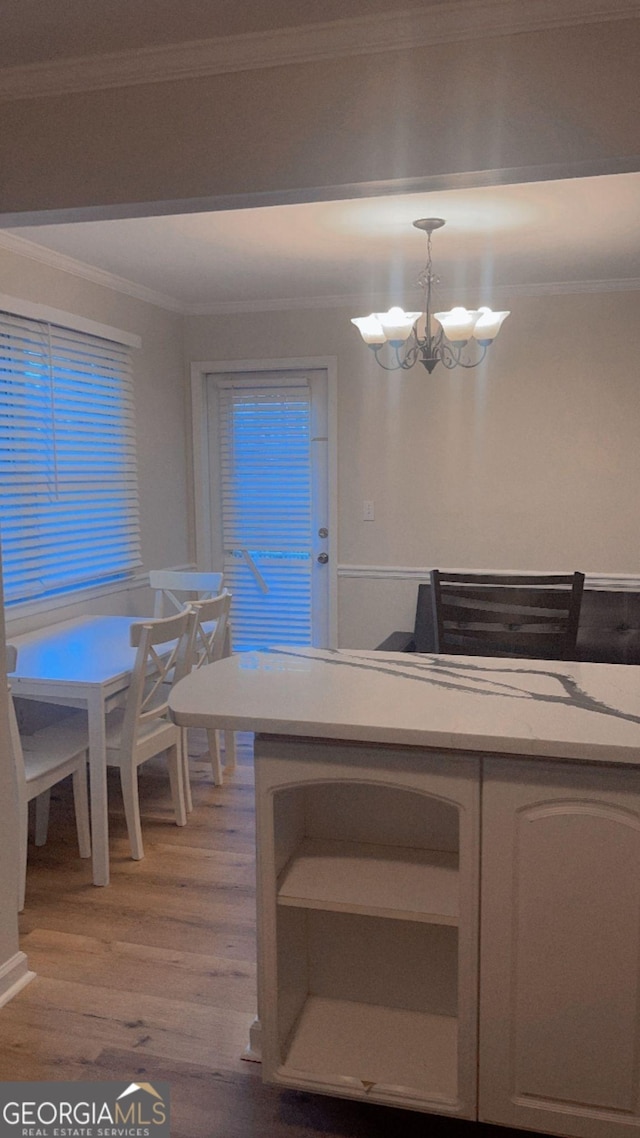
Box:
207, 371, 329, 651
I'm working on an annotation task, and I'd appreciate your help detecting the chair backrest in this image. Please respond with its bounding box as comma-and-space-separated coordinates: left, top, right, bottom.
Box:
188, 590, 232, 671
121, 610, 191, 755
430, 570, 585, 660
150, 569, 224, 617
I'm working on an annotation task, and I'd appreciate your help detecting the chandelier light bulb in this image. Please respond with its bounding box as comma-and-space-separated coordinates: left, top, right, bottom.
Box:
350, 314, 387, 344
376, 307, 422, 343
472, 306, 510, 342
433, 307, 479, 343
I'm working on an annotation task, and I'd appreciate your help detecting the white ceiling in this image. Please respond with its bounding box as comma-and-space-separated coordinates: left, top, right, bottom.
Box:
3, 172, 640, 312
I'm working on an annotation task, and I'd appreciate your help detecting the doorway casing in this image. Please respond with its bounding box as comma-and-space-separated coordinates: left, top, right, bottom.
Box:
190, 356, 338, 649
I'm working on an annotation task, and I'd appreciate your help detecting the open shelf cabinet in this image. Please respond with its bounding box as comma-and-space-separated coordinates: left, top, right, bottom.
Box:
255, 739, 480, 1117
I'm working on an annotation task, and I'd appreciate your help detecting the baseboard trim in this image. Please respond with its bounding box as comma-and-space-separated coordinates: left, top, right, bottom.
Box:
0, 952, 35, 1010
242, 1016, 262, 1063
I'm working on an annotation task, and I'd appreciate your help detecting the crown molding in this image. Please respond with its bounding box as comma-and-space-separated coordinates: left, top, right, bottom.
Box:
185, 276, 640, 316
2, 228, 638, 316
0, 233, 351, 315
0, 0, 638, 102
185, 293, 372, 316
503, 277, 640, 295
0, 231, 185, 312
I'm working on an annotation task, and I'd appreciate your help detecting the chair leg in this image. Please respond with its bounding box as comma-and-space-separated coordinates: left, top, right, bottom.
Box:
223, 730, 236, 772
72, 763, 92, 859
34, 788, 51, 847
167, 743, 187, 827
207, 727, 223, 785
18, 801, 28, 912
181, 727, 193, 814
120, 764, 145, 860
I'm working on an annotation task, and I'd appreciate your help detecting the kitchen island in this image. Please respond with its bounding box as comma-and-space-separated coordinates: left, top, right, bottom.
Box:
169, 647, 640, 1138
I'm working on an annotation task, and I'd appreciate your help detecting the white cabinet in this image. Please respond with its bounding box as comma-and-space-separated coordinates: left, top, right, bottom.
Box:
254, 738, 640, 1136
168, 645, 640, 1134
480, 758, 640, 1138
254, 736, 480, 1117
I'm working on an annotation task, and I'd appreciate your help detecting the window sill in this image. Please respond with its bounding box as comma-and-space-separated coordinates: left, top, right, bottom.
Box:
4, 572, 148, 627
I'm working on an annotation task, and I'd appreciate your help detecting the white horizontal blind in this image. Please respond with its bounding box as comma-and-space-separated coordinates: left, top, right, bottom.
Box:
0, 309, 141, 605
217, 382, 312, 651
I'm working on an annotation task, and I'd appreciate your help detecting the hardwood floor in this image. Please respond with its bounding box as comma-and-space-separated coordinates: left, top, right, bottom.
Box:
1, 731, 539, 1138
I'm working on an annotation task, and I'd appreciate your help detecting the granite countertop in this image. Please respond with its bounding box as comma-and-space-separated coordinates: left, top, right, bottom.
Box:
168, 648, 640, 766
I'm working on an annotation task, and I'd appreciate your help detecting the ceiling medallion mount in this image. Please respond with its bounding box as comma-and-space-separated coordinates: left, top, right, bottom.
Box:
351, 218, 509, 374
412, 217, 446, 234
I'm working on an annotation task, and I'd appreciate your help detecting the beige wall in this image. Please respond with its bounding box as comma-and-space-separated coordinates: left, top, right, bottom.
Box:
1, 19, 639, 221
0, 247, 191, 636
185, 289, 640, 646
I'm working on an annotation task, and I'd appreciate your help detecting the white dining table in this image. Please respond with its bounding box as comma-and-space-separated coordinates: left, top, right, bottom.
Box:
9, 614, 142, 886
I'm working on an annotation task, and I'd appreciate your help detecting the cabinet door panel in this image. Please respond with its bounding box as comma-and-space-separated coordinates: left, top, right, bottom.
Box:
480, 758, 640, 1138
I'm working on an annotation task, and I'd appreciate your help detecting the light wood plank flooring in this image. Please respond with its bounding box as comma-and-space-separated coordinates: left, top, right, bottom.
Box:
1, 731, 538, 1138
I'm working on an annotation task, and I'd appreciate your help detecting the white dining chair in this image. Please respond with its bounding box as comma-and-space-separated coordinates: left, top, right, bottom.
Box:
6, 645, 91, 911
181, 590, 234, 805
103, 610, 192, 860
150, 569, 224, 617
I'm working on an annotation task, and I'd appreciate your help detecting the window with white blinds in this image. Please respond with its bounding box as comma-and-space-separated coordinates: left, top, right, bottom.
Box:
216, 382, 312, 651
0, 308, 141, 606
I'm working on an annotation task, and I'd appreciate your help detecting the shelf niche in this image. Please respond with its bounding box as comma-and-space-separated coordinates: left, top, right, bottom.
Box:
271, 781, 461, 1106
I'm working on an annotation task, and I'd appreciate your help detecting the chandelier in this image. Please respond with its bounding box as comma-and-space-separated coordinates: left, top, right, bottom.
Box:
351, 218, 509, 373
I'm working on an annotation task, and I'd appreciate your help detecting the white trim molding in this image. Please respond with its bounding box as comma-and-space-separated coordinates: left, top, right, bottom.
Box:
4, 571, 151, 631
4, 567, 199, 637
0, 951, 35, 1010
0, 285, 143, 348
185, 277, 640, 316
0, 232, 184, 314
2, 219, 638, 319
191, 357, 339, 649
338, 565, 640, 591
502, 278, 640, 298
0, 0, 638, 102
